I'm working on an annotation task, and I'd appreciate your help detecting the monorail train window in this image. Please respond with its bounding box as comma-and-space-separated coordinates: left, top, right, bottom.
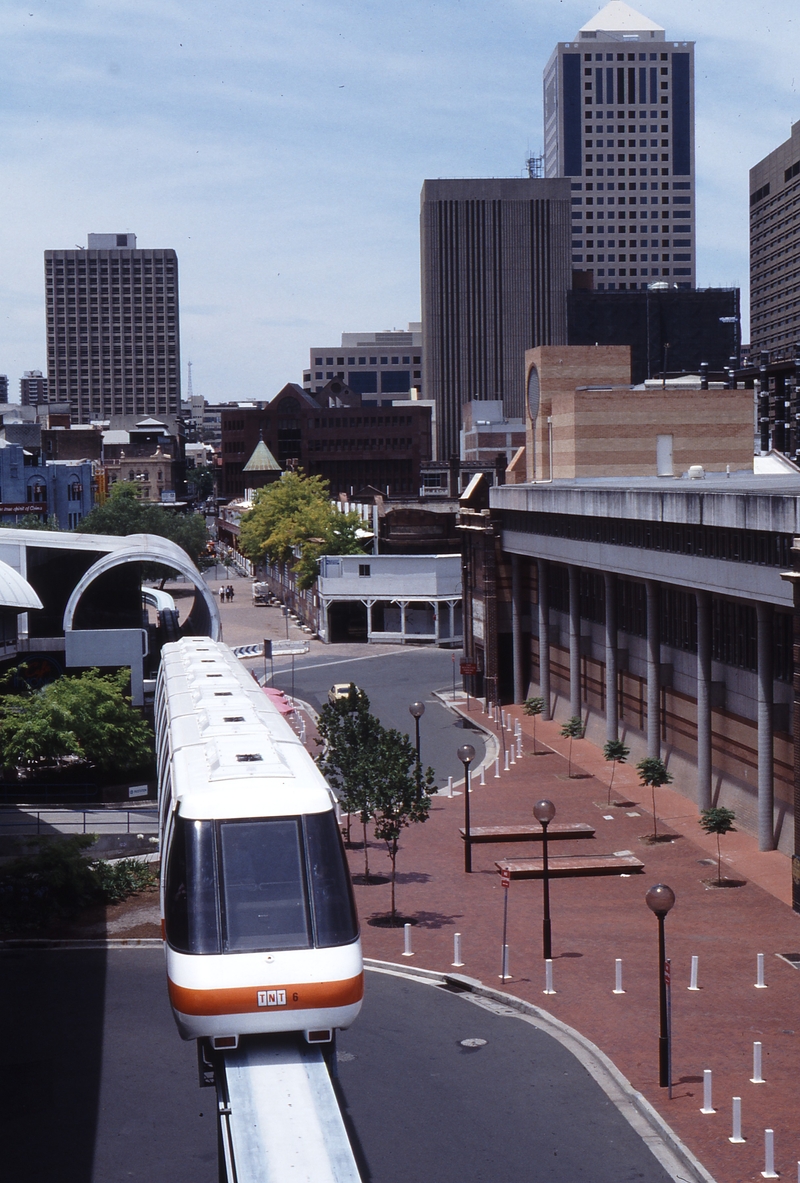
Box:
305, 811, 359, 946
219, 819, 311, 952
165, 817, 221, 954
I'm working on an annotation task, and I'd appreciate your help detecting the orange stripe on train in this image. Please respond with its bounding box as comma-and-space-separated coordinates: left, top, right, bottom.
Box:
168, 972, 364, 1016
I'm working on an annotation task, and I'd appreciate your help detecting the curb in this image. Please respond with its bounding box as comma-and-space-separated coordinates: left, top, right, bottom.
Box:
364, 957, 716, 1183
432, 688, 502, 785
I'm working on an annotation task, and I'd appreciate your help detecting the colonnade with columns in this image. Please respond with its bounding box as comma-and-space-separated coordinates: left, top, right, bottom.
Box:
509, 554, 777, 851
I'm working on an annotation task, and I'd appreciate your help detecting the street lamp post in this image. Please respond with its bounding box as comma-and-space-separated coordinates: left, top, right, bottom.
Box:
458, 744, 476, 873
645, 883, 676, 1089
409, 702, 425, 792
533, 799, 556, 959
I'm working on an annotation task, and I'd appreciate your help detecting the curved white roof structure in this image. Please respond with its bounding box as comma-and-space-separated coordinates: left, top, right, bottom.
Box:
0, 559, 42, 611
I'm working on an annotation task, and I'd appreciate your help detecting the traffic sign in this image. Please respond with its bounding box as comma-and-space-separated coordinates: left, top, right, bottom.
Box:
501, 876, 510, 889
460, 661, 478, 676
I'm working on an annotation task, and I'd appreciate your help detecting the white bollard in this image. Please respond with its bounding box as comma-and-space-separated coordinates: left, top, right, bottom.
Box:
452, 932, 464, 967
510, 746, 516, 765
613, 958, 625, 994
402, 922, 413, 957
501, 710, 506, 729
700, 1069, 715, 1114
689, 954, 700, 990
506, 715, 513, 732
504, 750, 510, 772
481, 698, 486, 714
516, 735, 522, 759
500, 944, 510, 981
763, 1129, 778, 1178
447, 775, 453, 798
544, 958, 556, 995
479, 764, 486, 787
755, 952, 767, 988
494, 757, 501, 779
729, 1097, 745, 1144
751, 1041, 765, 1084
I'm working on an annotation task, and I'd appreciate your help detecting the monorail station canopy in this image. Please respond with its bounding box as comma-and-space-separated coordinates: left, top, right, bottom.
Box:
0, 528, 220, 704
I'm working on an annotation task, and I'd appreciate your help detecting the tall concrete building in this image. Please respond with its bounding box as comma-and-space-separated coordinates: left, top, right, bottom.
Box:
420, 178, 571, 461
45, 233, 180, 423
20, 370, 48, 407
544, 1, 695, 291
750, 120, 800, 357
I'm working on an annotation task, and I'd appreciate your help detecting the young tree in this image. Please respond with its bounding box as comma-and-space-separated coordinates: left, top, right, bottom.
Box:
560, 716, 584, 778
238, 470, 365, 589
699, 806, 737, 885
603, 738, 630, 805
523, 696, 545, 755
371, 726, 434, 923
0, 669, 154, 777
316, 686, 382, 876
636, 756, 673, 839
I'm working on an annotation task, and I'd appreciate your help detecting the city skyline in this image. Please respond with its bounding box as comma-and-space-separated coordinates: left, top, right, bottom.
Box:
0, 0, 797, 403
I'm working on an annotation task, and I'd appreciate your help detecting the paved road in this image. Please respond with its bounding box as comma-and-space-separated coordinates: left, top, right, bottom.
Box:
339, 968, 674, 1183
266, 646, 488, 790
0, 949, 674, 1182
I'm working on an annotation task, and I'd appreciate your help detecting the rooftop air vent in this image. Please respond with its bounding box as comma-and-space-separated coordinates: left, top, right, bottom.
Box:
224, 717, 245, 723
236, 753, 264, 763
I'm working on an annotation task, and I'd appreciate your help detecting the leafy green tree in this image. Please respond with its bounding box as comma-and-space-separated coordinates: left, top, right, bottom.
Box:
636, 756, 673, 839
239, 470, 365, 589
699, 806, 737, 885
187, 464, 215, 502
316, 685, 382, 875
523, 696, 545, 754
77, 482, 211, 570
560, 715, 584, 778
371, 727, 434, 923
603, 738, 630, 805
0, 668, 154, 777
0, 514, 59, 531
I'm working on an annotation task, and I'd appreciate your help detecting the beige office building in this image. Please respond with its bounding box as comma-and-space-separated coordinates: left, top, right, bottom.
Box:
544, 1, 696, 290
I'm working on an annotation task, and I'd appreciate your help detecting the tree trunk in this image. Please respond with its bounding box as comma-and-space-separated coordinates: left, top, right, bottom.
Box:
362, 818, 370, 877
651, 785, 658, 838
568, 737, 573, 778
717, 832, 722, 885
390, 841, 397, 921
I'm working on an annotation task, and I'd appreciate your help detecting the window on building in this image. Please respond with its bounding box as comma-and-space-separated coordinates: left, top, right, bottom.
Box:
358, 564, 371, 577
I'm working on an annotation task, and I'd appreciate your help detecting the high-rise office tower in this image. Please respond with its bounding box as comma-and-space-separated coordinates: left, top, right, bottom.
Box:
750, 120, 800, 357
544, 1, 695, 291
45, 233, 180, 423
420, 178, 571, 460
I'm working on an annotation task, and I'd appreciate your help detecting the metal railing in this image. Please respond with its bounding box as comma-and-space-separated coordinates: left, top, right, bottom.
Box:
0, 809, 159, 836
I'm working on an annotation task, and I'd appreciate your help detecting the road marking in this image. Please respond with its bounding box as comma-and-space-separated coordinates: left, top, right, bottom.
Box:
268, 649, 434, 676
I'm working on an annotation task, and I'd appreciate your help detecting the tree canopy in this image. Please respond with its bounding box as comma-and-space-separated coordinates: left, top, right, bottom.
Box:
77, 481, 210, 568
238, 470, 365, 589
0, 668, 154, 776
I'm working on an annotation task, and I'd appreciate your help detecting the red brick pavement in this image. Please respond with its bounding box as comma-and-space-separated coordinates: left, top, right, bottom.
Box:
346, 701, 800, 1183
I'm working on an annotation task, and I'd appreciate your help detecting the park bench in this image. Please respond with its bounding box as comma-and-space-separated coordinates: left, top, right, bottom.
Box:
495, 853, 645, 879
459, 823, 595, 844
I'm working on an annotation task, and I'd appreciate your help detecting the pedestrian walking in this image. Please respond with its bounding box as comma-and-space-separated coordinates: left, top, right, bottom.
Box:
218, 586, 225, 605
228, 584, 235, 602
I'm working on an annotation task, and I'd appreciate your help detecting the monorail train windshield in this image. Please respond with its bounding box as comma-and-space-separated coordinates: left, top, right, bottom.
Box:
165, 811, 358, 955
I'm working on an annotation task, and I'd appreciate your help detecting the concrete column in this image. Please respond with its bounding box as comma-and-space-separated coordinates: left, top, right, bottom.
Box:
568, 565, 581, 720
645, 580, 661, 759
400, 601, 407, 644
604, 571, 618, 743
537, 558, 551, 719
511, 554, 524, 703
756, 601, 775, 851
695, 590, 712, 811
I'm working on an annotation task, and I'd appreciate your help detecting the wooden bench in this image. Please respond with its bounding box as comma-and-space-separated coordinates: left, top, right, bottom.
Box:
495, 854, 645, 879
459, 823, 595, 844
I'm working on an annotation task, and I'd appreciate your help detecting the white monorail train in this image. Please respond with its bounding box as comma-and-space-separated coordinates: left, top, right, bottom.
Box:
155, 638, 363, 1047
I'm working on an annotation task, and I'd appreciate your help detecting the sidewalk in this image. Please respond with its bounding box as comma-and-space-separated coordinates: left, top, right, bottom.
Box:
346, 699, 800, 1183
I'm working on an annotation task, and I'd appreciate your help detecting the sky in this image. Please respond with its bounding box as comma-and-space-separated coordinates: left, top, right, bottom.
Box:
0, 0, 798, 404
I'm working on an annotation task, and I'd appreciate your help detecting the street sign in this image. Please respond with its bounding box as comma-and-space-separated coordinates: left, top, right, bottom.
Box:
501, 875, 510, 889
460, 661, 478, 676
263, 639, 273, 659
